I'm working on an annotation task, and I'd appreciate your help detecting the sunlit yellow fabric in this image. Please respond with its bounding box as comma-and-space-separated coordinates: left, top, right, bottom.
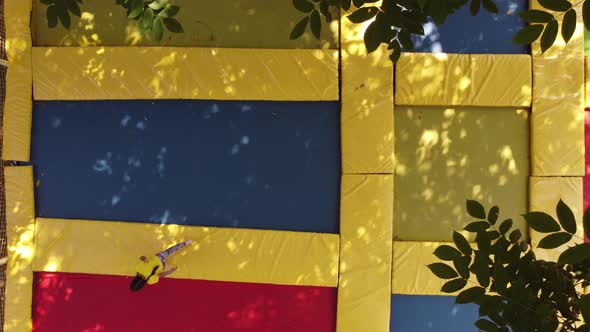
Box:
30, 0, 338, 49
530, 0, 585, 176
391, 241, 477, 296
136, 256, 164, 285
394, 106, 529, 241
4, 166, 35, 332
337, 175, 393, 332
395, 53, 532, 107
529, 177, 584, 262
3, 0, 32, 161
32, 47, 338, 101
340, 16, 394, 174
33, 218, 339, 287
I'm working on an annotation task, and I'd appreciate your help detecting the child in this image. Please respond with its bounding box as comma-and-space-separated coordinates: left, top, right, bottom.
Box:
130, 240, 192, 292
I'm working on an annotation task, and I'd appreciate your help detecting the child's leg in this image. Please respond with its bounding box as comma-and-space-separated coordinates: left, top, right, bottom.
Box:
156, 240, 192, 261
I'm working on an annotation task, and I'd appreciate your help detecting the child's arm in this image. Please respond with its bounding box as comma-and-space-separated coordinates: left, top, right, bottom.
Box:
159, 266, 178, 277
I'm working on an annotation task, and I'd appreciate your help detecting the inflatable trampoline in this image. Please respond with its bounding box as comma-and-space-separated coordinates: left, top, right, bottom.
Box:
0, 0, 588, 331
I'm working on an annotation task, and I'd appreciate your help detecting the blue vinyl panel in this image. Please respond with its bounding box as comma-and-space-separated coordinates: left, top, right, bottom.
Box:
411, 0, 528, 54
391, 294, 479, 331
32, 100, 341, 233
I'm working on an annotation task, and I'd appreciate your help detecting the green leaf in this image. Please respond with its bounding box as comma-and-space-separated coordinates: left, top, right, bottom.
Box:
342, 0, 351, 11
475, 319, 499, 331
347, 6, 379, 23
309, 10, 321, 39
41, 0, 53, 4
537, 232, 572, 249
441, 278, 467, 293
163, 18, 183, 33
508, 229, 521, 243
512, 24, 544, 44
160, 5, 179, 18
456, 287, 485, 304
558, 243, 590, 265
66, 0, 81, 16
579, 294, 590, 324
584, 207, 590, 240
389, 39, 401, 63
523, 211, 560, 233
293, 0, 315, 13
141, 7, 154, 32
128, 0, 144, 19
541, 19, 558, 53
453, 256, 471, 279
584, 0, 590, 31
453, 231, 472, 256
290, 16, 309, 39
433, 245, 462, 261
363, 21, 381, 53
482, 0, 498, 14
148, 0, 166, 10
487, 206, 499, 225
539, 0, 571, 12
561, 9, 576, 43
319, 1, 332, 22
471, 253, 491, 287
56, 2, 71, 29
47, 5, 58, 28
519, 9, 554, 23
470, 0, 481, 15
466, 200, 486, 219
476, 231, 492, 253
398, 30, 413, 51
464, 221, 490, 233
152, 17, 164, 42
556, 199, 577, 234
499, 218, 513, 235
427, 263, 459, 279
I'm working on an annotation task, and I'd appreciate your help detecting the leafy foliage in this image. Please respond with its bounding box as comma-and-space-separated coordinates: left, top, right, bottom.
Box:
290, 0, 590, 60
429, 199, 590, 332
41, 0, 183, 42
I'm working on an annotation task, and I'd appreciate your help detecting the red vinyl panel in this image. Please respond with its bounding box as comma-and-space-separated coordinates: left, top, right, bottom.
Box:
33, 272, 337, 332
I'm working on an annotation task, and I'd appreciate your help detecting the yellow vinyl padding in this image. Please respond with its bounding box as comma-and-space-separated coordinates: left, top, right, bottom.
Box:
33, 218, 340, 287
391, 241, 477, 296
531, 1, 585, 176
395, 53, 532, 107
30, 0, 338, 49
529, 176, 584, 262
32, 47, 339, 101
4, 166, 35, 332
337, 174, 393, 332
394, 106, 529, 242
3, 0, 32, 161
340, 16, 394, 174
586, 56, 590, 108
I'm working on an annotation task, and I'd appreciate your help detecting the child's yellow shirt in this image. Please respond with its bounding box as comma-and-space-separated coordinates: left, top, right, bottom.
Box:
135, 256, 163, 285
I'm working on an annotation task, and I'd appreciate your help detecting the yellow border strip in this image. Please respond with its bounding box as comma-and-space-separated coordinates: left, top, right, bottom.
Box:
337, 174, 393, 332
4, 166, 35, 332
33, 218, 339, 287
32, 47, 339, 101
3, 0, 32, 161
395, 53, 532, 107
530, 0, 585, 176
340, 19, 394, 174
529, 177, 584, 261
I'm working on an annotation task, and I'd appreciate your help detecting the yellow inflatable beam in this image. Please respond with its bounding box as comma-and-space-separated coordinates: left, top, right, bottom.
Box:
395, 53, 531, 107
529, 176, 583, 262
3, 0, 32, 161
337, 174, 393, 332
32, 47, 338, 101
392, 241, 478, 296
4, 166, 35, 332
531, 0, 585, 176
340, 15, 394, 174
33, 218, 339, 287
586, 56, 589, 108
